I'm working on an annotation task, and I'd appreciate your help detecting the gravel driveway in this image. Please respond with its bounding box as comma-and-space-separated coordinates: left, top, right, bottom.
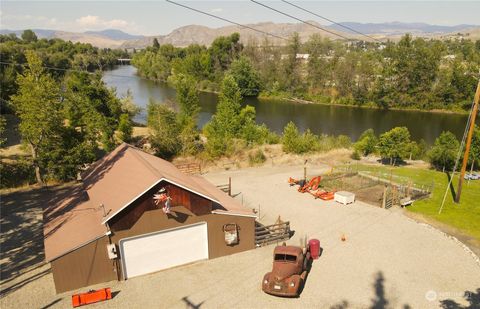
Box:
1, 165, 479, 308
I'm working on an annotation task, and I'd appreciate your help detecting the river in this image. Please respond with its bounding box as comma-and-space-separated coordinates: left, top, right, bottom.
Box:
103, 65, 467, 144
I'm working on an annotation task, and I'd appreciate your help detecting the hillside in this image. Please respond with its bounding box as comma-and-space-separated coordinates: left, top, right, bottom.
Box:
2, 22, 479, 49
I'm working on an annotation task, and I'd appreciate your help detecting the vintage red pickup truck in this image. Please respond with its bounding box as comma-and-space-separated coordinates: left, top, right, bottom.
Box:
262, 244, 312, 297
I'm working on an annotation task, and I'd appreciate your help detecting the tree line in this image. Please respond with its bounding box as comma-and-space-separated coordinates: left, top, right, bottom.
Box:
146, 70, 480, 173
132, 32, 480, 112
0, 30, 129, 113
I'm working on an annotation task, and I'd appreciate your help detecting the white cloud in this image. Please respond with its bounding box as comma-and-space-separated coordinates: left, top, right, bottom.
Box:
75, 15, 135, 31
211, 8, 223, 13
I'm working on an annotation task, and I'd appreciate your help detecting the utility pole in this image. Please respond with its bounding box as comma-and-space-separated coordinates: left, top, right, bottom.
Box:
455, 81, 480, 203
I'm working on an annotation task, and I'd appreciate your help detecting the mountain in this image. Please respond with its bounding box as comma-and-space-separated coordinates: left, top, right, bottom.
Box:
328, 22, 478, 35
2, 22, 479, 49
0, 29, 139, 48
120, 21, 355, 49
120, 21, 480, 49
84, 29, 144, 40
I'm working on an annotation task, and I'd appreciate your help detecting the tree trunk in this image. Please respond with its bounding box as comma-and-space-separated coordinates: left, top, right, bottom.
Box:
30, 143, 44, 186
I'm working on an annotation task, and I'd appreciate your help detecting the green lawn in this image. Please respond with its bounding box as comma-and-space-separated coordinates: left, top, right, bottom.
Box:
352, 164, 480, 240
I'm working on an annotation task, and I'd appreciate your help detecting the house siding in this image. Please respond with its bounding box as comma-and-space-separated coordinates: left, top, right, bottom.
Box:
50, 236, 118, 293
50, 181, 255, 292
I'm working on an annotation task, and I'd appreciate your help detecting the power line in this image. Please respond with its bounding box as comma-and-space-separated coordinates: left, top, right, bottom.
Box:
281, 0, 382, 43
165, 0, 288, 42
250, 0, 351, 41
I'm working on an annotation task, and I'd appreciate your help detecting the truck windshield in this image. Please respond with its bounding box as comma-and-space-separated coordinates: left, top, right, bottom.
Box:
274, 254, 297, 262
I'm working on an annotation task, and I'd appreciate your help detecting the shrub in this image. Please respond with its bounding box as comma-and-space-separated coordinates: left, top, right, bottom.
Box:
248, 149, 266, 165
354, 129, 377, 156
351, 150, 361, 160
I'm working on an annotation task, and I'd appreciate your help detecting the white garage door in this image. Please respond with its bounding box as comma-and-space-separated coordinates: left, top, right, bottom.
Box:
119, 222, 209, 279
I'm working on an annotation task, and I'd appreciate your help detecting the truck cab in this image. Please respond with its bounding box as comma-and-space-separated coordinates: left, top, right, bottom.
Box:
262, 244, 311, 297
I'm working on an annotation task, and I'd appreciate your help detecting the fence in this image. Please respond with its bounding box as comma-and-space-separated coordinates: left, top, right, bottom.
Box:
174, 162, 201, 175
255, 221, 291, 247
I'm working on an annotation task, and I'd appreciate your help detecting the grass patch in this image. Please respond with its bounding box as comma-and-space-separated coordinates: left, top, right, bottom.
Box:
353, 164, 480, 240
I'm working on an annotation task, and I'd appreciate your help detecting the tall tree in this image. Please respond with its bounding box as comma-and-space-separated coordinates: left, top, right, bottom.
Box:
174, 74, 201, 155
21, 29, 37, 42
282, 32, 302, 91
147, 100, 181, 159
229, 56, 261, 97
377, 127, 411, 165
152, 38, 160, 50
203, 75, 243, 157
11, 51, 62, 184
428, 131, 460, 172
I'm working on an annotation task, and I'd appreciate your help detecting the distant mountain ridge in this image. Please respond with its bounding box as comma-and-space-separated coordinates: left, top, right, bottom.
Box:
84, 29, 144, 40
328, 22, 478, 35
2, 22, 478, 49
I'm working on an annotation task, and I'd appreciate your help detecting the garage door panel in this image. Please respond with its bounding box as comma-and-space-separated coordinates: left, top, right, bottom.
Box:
120, 222, 208, 279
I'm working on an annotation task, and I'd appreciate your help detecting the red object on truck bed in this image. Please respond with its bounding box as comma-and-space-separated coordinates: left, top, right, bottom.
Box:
72, 288, 112, 307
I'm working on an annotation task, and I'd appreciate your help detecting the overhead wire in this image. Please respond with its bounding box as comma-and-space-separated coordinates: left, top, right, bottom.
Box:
438, 97, 476, 214
250, 0, 351, 41
280, 0, 382, 43
165, 0, 288, 42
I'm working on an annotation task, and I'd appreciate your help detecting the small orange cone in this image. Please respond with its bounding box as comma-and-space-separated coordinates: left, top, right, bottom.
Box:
341, 234, 346, 242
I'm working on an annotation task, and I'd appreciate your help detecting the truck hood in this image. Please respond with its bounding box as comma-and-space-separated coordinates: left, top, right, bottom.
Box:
270, 262, 299, 281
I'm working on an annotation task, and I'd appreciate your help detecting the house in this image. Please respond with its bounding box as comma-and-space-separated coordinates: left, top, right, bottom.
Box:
43, 143, 256, 293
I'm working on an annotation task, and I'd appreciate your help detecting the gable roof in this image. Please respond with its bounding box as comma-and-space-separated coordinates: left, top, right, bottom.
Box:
43, 143, 255, 261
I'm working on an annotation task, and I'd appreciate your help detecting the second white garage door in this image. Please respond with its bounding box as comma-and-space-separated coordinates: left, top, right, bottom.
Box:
119, 222, 209, 279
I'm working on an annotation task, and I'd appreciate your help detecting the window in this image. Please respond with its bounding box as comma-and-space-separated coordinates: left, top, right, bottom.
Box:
274, 254, 297, 262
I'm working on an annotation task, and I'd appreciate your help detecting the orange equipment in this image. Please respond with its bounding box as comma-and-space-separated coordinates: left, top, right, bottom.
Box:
298, 176, 321, 193
317, 191, 335, 201
288, 177, 301, 186
72, 288, 112, 307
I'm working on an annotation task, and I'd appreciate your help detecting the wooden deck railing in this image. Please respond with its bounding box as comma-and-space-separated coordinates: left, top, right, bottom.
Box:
255, 221, 291, 247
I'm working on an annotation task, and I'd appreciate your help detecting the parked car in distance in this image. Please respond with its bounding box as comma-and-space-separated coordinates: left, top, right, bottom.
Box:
262, 244, 311, 297
464, 173, 480, 180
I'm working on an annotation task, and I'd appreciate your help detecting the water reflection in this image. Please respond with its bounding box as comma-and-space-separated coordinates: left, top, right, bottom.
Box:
103, 65, 467, 144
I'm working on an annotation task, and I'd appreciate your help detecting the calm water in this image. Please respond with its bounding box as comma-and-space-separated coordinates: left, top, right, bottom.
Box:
103, 65, 467, 144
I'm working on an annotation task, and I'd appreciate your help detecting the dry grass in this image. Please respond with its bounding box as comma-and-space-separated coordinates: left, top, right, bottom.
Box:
173, 145, 353, 174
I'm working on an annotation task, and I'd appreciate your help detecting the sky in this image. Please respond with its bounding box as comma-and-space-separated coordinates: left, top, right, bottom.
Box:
1, 1, 479, 36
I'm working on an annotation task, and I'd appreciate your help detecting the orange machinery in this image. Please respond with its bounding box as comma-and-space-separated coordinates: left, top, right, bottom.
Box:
72, 288, 112, 307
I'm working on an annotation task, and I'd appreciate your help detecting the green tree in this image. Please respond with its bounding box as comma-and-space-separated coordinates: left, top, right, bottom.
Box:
377, 127, 412, 165
282, 121, 300, 153
0, 115, 6, 147
282, 32, 302, 91
428, 131, 460, 172
468, 125, 480, 171
174, 74, 200, 120
173, 74, 201, 155
147, 100, 181, 159
117, 113, 133, 142
152, 38, 160, 50
354, 129, 378, 156
203, 75, 243, 157
21, 29, 37, 42
229, 56, 261, 97
11, 51, 62, 184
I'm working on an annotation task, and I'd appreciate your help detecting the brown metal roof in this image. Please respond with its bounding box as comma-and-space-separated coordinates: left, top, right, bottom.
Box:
43, 143, 255, 261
